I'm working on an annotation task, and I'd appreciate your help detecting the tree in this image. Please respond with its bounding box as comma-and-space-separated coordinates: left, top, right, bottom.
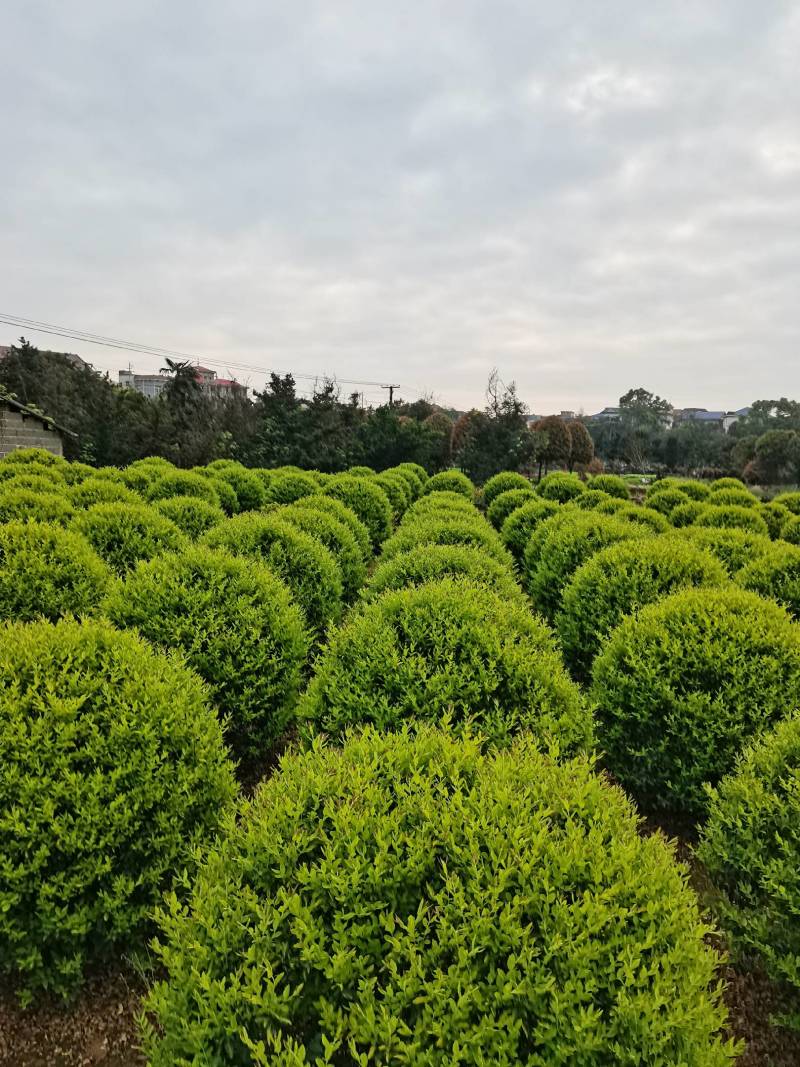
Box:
532, 415, 571, 478
752, 430, 800, 483
452, 372, 536, 482
617, 388, 672, 469
567, 421, 594, 472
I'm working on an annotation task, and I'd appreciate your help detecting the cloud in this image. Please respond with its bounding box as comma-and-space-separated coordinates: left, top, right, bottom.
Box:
1, 0, 799, 413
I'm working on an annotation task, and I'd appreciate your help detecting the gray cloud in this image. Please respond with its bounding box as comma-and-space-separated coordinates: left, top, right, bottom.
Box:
1, 1, 799, 411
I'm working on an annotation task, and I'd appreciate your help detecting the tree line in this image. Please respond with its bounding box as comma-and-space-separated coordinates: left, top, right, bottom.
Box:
2, 340, 798, 482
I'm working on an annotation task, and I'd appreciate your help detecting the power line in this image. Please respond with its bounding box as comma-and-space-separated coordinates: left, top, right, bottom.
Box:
0, 312, 422, 395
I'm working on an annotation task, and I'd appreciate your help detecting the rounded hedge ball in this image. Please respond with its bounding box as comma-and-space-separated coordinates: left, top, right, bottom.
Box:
694, 504, 769, 537
0, 487, 75, 526
379, 514, 514, 568
419, 468, 475, 499
406, 490, 479, 522
536, 471, 586, 502
280, 502, 367, 599
706, 487, 759, 509
203, 512, 343, 636
557, 535, 727, 682
70, 501, 186, 575
324, 474, 394, 549
208, 464, 267, 511
482, 470, 531, 505
68, 477, 141, 510
387, 463, 424, 499
678, 526, 773, 575
736, 541, 800, 619
591, 586, 800, 816
587, 473, 631, 500
142, 727, 733, 1066
645, 487, 691, 517
146, 470, 222, 507
105, 547, 309, 759
363, 543, 524, 604
0, 618, 236, 1001
301, 577, 592, 752
292, 493, 371, 559
152, 494, 226, 538
486, 486, 536, 530
698, 713, 800, 1002
500, 496, 559, 558
264, 469, 319, 505
374, 470, 412, 518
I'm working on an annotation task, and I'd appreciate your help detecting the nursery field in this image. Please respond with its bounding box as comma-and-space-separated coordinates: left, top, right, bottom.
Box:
3, 453, 800, 1064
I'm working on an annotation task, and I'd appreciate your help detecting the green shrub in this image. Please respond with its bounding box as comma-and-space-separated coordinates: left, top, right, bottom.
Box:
374, 471, 412, 519
264, 469, 320, 505
0, 521, 111, 623
524, 511, 649, 622
706, 487, 759, 509
146, 470, 221, 507
673, 479, 711, 501
61, 461, 95, 486
121, 459, 174, 494
698, 714, 800, 1011
486, 486, 536, 529
645, 477, 678, 497
593, 496, 627, 515
0, 471, 65, 495
679, 526, 773, 574
536, 470, 585, 502
712, 477, 748, 491
0, 487, 74, 526
572, 488, 615, 511
69, 476, 141, 509
694, 504, 769, 536
760, 500, 792, 539
105, 548, 308, 758
201, 473, 239, 515
142, 726, 734, 1067
380, 514, 514, 567
208, 464, 267, 512
646, 487, 690, 516
418, 468, 474, 499
152, 495, 226, 538
281, 503, 367, 599
591, 587, 800, 815
736, 542, 800, 619
203, 513, 343, 636
363, 544, 524, 604
781, 515, 800, 545
70, 502, 186, 575
500, 496, 559, 557
671, 500, 706, 527
292, 493, 371, 559
0, 618, 236, 1001
0, 447, 65, 468
324, 474, 393, 549
385, 463, 424, 499
482, 470, 530, 505
302, 578, 591, 750
406, 490, 479, 522
347, 464, 376, 477
395, 460, 429, 485
588, 473, 631, 499
773, 491, 800, 515
557, 536, 727, 681
616, 503, 671, 533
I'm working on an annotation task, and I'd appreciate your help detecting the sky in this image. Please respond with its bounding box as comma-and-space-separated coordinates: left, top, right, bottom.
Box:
1, 1, 799, 413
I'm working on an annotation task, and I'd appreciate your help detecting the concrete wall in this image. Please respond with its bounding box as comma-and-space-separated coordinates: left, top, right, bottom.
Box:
0, 406, 64, 459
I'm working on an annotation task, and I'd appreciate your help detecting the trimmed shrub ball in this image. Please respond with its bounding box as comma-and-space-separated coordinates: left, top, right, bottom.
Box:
363, 544, 524, 604
0, 461, 64, 486
146, 470, 221, 507
712, 477, 748, 491
207, 464, 266, 512
203, 513, 343, 636
588, 473, 630, 500
419, 469, 474, 499
374, 471, 412, 519
774, 491, 800, 516
0, 447, 66, 468
674, 479, 712, 501
68, 477, 141, 509
760, 500, 792, 540
536, 470, 585, 502
70, 502, 186, 575
379, 514, 514, 568
301, 578, 592, 752
694, 504, 769, 537
615, 503, 671, 534
482, 470, 530, 505
592, 496, 627, 516
293, 493, 371, 559
0, 472, 65, 495
0, 521, 111, 623
671, 500, 706, 527
395, 460, 428, 485
142, 727, 734, 1067
347, 465, 376, 477
572, 489, 617, 511
706, 487, 759, 509
736, 542, 800, 619
781, 515, 800, 545
486, 486, 536, 530
265, 469, 323, 505
591, 587, 800, 816
524, 510, 649, 623
500, 495, 559, 558
406, 490, 479, 522
105, 548, 308, 758
324, 474, 393, 550
557, 536, 727, 682
152, 494, 226, 538
0, 487, 74, 526
645, 487, 690, 517
386, 463, 424, 499
198, 472, 239, 515
60, 461, 95, 486
698, 714, 800, 1009
281, 502, 367, 600
0, 618, 236, 1001
121, 459, 175, 494
679, 526, 773, 575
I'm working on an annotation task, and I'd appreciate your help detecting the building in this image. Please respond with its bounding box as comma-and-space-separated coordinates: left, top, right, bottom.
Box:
672, 407, 750, 432
118, 365, 247, 399
0, 395, 72, 459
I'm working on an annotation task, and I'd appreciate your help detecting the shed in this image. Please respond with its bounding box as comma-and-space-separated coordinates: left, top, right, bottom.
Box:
0, 395, 73, 459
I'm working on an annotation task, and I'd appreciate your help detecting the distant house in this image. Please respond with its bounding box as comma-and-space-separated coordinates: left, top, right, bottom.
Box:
0, 395, 73, 459
118, 369, 170, 398
588, 406, 621, 422
673, 407, 748, 432
118, 365, 247, 399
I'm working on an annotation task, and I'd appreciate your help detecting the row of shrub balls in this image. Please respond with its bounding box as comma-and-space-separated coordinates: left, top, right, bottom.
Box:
2, 451, 800, 1061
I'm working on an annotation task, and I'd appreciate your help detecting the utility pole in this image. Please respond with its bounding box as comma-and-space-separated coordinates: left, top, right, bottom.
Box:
381, 383, 401, 407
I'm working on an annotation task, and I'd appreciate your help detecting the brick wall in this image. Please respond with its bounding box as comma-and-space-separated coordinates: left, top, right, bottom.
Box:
0, 406, 64, 459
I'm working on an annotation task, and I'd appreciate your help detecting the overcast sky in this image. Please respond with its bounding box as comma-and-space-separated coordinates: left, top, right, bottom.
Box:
2, 2, 799, 413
